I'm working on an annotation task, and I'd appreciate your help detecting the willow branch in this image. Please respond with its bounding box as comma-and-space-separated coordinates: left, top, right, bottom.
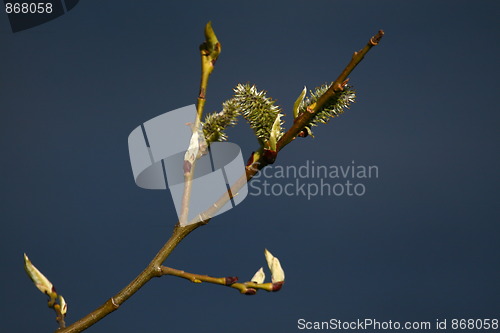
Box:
277, 30, 384, 151
190, 30, 384, 226
56, 222, 202, 333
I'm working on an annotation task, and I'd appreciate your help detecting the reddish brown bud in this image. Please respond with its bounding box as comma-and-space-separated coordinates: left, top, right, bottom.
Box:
225, 276, 239, 285
272, 281, 284, 292
262, 149, 277, 164
183, 160, 192, 174
246, 152, 256, 167
298, 130, 308, 138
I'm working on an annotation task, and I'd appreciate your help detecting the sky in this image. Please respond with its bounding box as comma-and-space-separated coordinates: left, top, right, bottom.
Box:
1, 1, 499, 332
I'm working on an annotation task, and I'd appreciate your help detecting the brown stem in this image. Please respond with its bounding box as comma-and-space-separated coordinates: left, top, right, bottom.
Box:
179, 23, 221, 225
54, 305, 66, 329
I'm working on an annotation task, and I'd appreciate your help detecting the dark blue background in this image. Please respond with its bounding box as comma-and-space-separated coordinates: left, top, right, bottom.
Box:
1, 1, 498, 332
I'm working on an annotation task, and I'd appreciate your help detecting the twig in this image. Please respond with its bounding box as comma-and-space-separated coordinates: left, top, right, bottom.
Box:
277, 30, 384, 151
54, 305, 66, 329
178, 22, 221, 225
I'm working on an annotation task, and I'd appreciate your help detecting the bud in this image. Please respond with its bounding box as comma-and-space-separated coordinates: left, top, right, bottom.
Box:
23, 253, 55, 297
268, 114, 283, 151
298, 126, 313, 138
250, 267, 265, 284
264, 249, 285, 283
184, 130, 200, 168
244, 288, 257, 295
58, 295, 68, 315
203, 21, 221, 61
